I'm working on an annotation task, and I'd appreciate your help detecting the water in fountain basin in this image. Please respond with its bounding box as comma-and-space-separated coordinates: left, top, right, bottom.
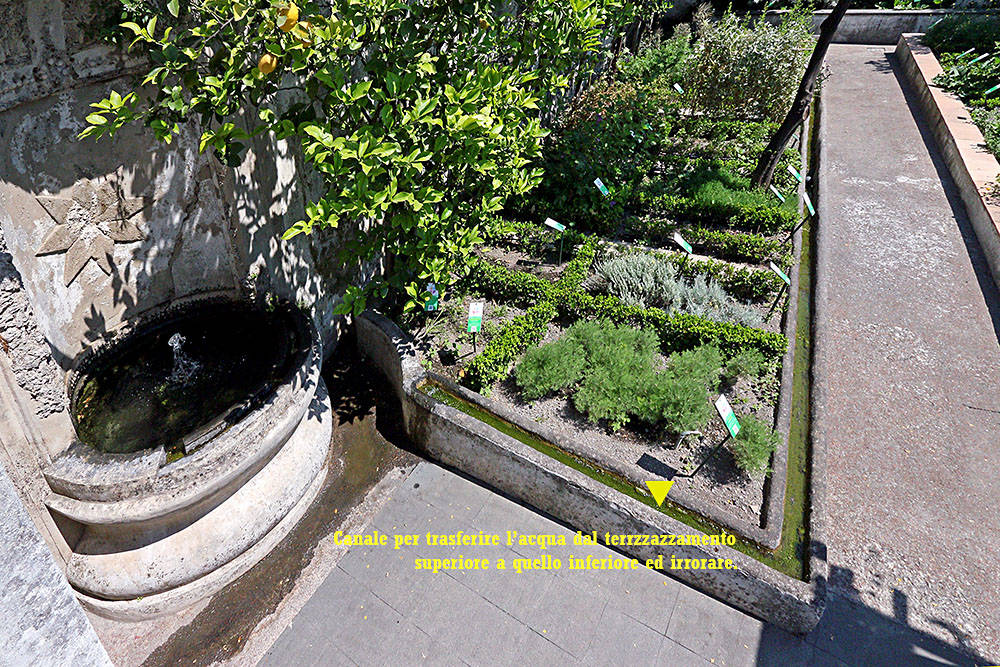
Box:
73, 303, 307, 456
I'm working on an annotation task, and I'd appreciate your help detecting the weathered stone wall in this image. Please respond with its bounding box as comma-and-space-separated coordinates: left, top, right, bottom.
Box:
0, 233, 65, 417
0, 86, 240, 370
0, 1, 355, 589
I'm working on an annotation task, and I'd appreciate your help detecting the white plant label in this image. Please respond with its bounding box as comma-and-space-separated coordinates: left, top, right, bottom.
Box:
544, 217, 566, 232
802, 191, 815, 217
715, 395, 741, 439
769, 261, 791, 286
672, 232, 693, 255
467, 301, 484, 333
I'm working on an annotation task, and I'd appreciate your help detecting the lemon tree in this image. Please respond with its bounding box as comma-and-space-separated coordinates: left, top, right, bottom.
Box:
82, 0, 661, 314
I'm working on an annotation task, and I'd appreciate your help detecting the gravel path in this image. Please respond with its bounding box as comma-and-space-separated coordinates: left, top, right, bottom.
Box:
814, 45, 1000, 662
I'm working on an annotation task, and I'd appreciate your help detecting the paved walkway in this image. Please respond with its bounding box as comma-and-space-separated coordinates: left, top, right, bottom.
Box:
814, 45, 1000, 661
260, 462, 976, 666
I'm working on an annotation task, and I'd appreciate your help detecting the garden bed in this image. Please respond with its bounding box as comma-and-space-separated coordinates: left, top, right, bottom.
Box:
396, 154, 807, 547
385, 12, 823, 553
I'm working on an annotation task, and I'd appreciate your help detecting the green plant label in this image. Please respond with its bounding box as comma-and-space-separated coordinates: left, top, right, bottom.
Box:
786, 164, 803, 183
769, 261, 791, 286
544, 217, 566, 232
425, 282, 439, 311
594, 178, 610, 197
672, 232, 693, 255
986, 83, 1000, 96
673, 83, 684, 94
467, 301, 484, 333
970, 52, 992, 64
715, 395, 741, 439
769, 184, 785, 202
802, 191, 815, 217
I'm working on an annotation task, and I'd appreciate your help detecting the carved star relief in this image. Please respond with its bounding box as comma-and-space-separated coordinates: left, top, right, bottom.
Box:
34, 180, 148, 286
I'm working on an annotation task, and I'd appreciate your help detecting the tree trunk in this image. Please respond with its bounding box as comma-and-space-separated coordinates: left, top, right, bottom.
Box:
750, 0, 851, 188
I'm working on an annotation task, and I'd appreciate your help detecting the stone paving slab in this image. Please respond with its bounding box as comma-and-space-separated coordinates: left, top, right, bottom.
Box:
260, 462, 977, 667
815, 45, 1000, 662
0, 462, 110, 666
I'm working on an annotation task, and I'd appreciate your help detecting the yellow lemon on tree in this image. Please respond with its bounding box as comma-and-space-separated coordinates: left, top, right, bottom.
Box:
278, 3, 299, 32
258, 53, 278, 74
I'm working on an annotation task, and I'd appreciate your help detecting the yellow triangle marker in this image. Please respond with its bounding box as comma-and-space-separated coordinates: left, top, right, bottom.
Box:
645, 480, 674, 506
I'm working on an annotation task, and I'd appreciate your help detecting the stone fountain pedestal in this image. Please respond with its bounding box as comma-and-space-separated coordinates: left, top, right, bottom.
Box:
40, 294, 330, 619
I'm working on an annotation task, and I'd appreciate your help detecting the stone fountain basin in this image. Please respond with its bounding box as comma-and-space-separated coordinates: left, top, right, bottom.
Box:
45, 294, 322, 525
40, 294, 331, 613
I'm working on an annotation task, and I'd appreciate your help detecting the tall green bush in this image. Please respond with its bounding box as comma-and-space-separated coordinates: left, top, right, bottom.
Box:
616, 24, 693, 86
685, 6, 814, 122
520, 79, 672, 232
514, 338, 586, 400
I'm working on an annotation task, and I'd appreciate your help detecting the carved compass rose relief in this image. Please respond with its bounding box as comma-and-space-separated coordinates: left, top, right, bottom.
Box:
34, 180, 148, 286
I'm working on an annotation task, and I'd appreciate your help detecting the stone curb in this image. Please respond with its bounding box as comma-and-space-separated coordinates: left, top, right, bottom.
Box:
895, 34, 1000, 291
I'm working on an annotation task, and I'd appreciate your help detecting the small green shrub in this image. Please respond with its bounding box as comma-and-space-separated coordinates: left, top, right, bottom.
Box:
730, 415, 780, 475
616, 24, 692, 85
517, 322, 721, 433
722, 349, 767, 383
635, 163, 799, 236
567, 319, 659, 366
521, 79, 671, 232
463, 303, 556, 392
639, 371, 714, 433
515, 338, 587, 400
624, 220, 791, 266
669, 344, 722, 389
573, 353, 656, 430
466, 261, 553, 306
565, 320, 660, 429
557, 291, 788, 361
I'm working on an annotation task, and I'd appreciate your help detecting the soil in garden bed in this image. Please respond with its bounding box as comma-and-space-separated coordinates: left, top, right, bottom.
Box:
486, 320, 782, 530
479, 245, 567, 282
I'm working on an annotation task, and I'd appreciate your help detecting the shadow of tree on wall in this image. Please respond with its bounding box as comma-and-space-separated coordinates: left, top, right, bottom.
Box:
0, 66, 376, 383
